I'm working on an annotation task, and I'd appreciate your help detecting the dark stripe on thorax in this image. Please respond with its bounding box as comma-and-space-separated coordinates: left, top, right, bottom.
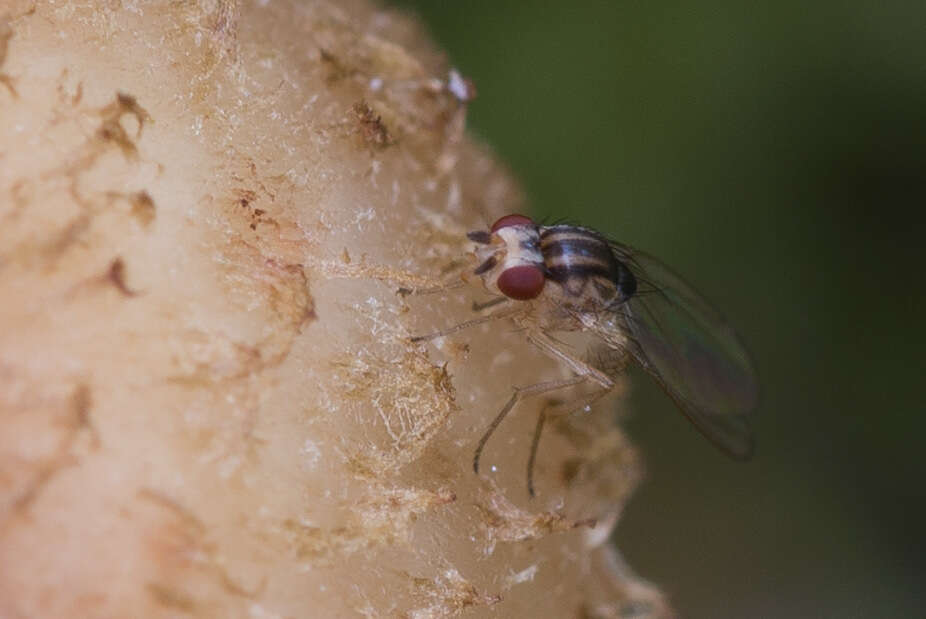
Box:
539, 225, 607, 239
545, 263, 617, 282
541, 237, 613, 261
541, 229, 620, 276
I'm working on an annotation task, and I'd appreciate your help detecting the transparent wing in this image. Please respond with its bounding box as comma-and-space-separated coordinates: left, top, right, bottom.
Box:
608, 242, 759, 459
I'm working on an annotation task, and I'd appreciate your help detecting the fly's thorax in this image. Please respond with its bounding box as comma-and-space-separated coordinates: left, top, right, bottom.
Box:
538, 225, 633, 312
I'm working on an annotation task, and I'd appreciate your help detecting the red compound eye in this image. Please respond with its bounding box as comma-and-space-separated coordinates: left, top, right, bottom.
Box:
490, 213, 535, 233
497, 265, 545, 300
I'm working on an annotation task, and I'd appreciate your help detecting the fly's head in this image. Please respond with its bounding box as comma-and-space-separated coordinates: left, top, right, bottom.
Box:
467, 214, 546, 301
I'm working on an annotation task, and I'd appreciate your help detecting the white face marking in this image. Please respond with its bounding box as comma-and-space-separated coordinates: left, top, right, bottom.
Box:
495, 225, 542, 269
473, 225, 543, 296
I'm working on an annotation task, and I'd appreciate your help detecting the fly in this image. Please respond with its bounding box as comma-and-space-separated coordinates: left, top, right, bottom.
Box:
411, 214, 759, 496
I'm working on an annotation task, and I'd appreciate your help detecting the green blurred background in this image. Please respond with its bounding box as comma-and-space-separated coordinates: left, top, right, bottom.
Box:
393, 1, 925, 616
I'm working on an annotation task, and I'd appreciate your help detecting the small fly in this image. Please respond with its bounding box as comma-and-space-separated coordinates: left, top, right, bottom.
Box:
412, 214, 759, 496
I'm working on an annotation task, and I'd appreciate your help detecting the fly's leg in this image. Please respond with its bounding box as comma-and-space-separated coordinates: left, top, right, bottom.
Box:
525, 329, 615, 390
409, 304, 524, 343
405, 275, 507, 341
397, 277, 466, 297
473, 374, 589, 475
396, 257, 476, 296
517, 328, 618, 495
310, 256, 470, 294
527, 386, 614, 497
526, 407, 549, 499
471, 296, 508, 312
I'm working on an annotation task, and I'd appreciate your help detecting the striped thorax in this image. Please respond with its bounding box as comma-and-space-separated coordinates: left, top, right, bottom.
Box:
539, 225, 636, 312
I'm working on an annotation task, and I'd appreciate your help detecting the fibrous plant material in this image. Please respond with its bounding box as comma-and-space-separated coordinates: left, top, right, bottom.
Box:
0, 1, 670, 617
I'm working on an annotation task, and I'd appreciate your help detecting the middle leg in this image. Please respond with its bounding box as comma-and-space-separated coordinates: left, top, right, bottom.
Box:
526, 385, 615, 497
473, 373, 590, 475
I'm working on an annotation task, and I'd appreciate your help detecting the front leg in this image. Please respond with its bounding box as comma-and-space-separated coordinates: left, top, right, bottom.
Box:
409, 304, 525, 343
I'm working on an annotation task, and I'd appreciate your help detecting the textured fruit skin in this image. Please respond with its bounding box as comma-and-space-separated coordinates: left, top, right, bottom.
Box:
0, 2, 668, 617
